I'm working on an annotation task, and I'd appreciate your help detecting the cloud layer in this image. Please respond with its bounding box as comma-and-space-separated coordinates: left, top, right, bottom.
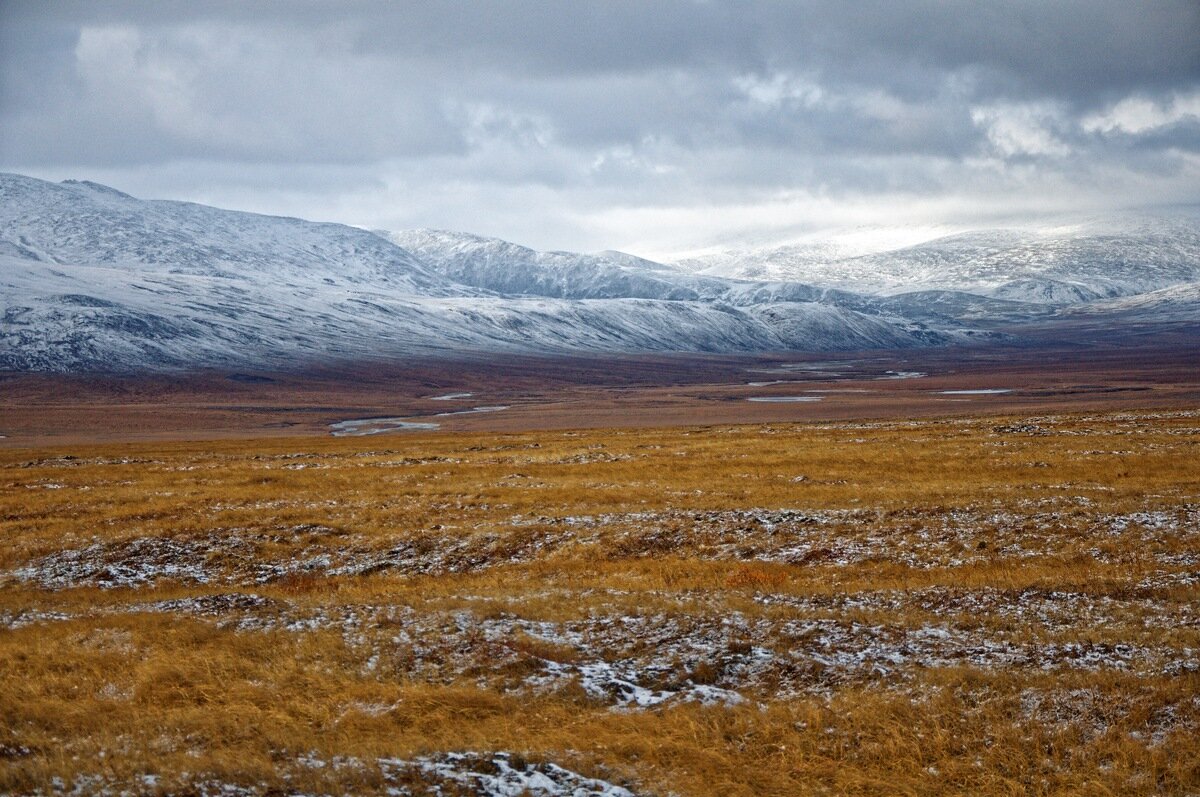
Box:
2, 1, 1198, 255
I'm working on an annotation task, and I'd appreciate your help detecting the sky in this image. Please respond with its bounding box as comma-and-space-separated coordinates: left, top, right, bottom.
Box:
2, 1, 1199, 258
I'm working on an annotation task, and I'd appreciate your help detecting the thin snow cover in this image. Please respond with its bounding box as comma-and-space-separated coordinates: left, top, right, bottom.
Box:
938, 389, 1013, 395
535, 658, 746, 710
378, 752, 637, 797
0, 609, 74, 629
3, 525, 578, 590
10, 501, 1191, 592
5, 175, 1200, 374
428, 392, 474, 400
10, 537, 215, 589
329, 417, 440, 436
135, 593, 276, 617
243, 594, 1196, 703
45, 752, 638, 797
679, 212, 1200, 301
746, 396, 824, 403
0, 174, 973, 374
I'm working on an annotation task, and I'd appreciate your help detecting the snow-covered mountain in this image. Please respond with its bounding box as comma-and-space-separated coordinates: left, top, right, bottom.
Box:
0, 174, 961, 372
1057, 281, 1200, 324
0, 174, 457, 295
676, 239, 869, 281
386, 229, 885, 311
682, 213, 1200, 303
383, 228, 736, 301
3, 173, 1195, 373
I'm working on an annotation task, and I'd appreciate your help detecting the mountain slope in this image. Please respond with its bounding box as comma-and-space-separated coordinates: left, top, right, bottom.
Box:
6, 173, 1189, 374
0, 174, 958, 372
1056, 281, 1200, 324
1, 253, 951, 372
682, 213, 1200, 303
383, 228, 736, 301
0, 174, 458, 295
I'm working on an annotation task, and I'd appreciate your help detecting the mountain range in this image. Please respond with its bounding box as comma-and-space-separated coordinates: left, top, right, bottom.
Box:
2, 173, 1197, 372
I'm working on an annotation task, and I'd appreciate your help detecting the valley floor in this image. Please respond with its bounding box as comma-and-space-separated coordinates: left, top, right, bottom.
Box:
2, 336, 1200, 446
1, 401, 1198, 795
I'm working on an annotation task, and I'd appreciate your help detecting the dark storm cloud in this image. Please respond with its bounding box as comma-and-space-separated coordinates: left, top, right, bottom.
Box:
1, 1, 1197, 252
391, 1, 1200, 101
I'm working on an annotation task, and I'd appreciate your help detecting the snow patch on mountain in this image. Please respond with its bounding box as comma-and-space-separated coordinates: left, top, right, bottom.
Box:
680, 211, 1200, 303
383, 228, 734, 301
0, 173, 456, 295
1057, 282, 1200, 323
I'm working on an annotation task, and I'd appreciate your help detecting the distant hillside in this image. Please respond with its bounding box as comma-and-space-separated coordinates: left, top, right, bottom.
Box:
1, 174, 964, 372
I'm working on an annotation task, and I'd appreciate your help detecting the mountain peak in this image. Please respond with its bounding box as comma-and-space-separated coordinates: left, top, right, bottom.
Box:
60, 179, 135, 199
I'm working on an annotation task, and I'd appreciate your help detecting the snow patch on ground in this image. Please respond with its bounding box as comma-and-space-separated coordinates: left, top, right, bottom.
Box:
37, 751, 639, 797
10, 537, 216, 589
379, 752, 638, 796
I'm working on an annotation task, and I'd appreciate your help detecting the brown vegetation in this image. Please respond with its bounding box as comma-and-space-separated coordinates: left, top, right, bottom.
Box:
1, 406, 1198, 794
3, 340, 1200, 446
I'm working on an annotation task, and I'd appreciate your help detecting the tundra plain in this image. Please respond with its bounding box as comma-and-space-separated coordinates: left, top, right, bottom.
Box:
2, 369, 1198, 794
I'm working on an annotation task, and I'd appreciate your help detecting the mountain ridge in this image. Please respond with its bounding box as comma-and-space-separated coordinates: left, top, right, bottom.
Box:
2, 173, 972, 372
2, 173, 1196, 373
679, 212, 1200, 303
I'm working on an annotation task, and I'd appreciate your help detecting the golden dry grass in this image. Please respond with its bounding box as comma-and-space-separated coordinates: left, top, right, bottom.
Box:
1, 408, 1198, 795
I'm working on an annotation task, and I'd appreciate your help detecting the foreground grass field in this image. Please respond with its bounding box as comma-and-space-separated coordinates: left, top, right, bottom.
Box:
1, 409, 1198, 795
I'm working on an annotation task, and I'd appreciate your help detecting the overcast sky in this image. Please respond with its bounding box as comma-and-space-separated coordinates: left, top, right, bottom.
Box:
2, 1, 1198, 257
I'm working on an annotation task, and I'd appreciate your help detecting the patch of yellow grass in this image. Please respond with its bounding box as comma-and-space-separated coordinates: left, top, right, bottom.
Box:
1, 409, 1198, 794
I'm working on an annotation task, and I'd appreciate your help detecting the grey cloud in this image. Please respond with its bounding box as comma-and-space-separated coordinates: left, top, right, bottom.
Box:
2, 19, 469, 167
0, 1, 1197, 253
10, 1, 1198, 93
1132, 121, 1200, 154
296, 2, 1200, 104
